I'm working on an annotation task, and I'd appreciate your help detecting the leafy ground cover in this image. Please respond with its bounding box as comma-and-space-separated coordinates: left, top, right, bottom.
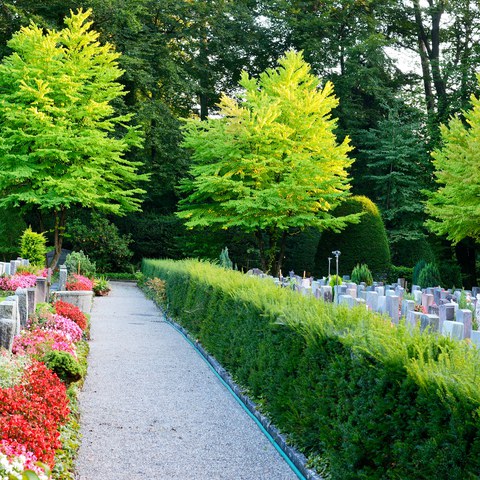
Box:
142, 258, 480, 480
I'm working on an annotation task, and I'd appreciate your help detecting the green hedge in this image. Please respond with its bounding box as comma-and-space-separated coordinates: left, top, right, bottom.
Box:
142, 258, 480, 480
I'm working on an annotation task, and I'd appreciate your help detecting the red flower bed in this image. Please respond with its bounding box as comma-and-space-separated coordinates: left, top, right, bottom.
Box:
0, 361, 69, 466
66, 274, 93, 291
53, 300, 88, 331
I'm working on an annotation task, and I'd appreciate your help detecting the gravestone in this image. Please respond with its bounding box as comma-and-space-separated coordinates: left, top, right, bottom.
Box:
386, 289, 395, 297
14, 288, 28, 329
411, 285, 421, 292
420, 314, 440, 333
366, 291, 378, 311
319, 286, 332, 302
471, 330, 480, 349
35, 277, 48, 304
4, 263, 10, 275
346, 288, 357, 299
472, 286, 480, 298
433, 288, 442, 306
339, 295, 355, 308
438, 304, 456, 333
386, 295, 400, 324
9, 260, 17, 276
375, 286, 385, 297
0, 299, 19, 336
395, 286, 405, 299
456, 309, 473, 340
0, 263, 4, 275
401, 299, 415, 318
422, 293, 434, 309
0, 317, 15, 351
426, 287, 435, 295
377, 295, 387, 314
442, 321, 464, 340
414, 290, 422, 304
357, 284, 365, 297
406, 310, 423, 330
26, 288, 36, 317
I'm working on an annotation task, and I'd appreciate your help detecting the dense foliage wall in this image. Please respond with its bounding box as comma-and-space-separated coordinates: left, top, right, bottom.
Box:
314, 196, 391, 277
142, 259, 480, 480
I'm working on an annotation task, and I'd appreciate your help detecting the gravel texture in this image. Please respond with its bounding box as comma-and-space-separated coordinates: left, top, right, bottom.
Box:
75, 282, 298, 479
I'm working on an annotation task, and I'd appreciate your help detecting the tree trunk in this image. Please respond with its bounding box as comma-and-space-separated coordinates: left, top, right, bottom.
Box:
49, 208, 66, 270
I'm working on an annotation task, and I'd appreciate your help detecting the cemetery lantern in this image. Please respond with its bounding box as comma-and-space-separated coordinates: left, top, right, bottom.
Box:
328, 257, 332, 279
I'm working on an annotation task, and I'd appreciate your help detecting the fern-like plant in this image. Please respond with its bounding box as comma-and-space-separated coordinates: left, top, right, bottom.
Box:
351, 263, 373, 286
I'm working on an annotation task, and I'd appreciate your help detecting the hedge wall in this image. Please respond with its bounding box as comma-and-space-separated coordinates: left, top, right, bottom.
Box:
142, 259, 480, 480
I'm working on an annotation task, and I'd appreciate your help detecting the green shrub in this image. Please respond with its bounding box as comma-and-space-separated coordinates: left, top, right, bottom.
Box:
19, 227, 47, 266
42, 350, 84, 384
65, 250, 96, 277
68, 213, 133, 273
219, 247, 233, 269
417, 262, 442, 288
351, 263, 373, 285
412, 259, 427, 285
314, 196, 391, 278
142, 258, 480, 480
386, 265, 414, 285
328, 274, 342, 288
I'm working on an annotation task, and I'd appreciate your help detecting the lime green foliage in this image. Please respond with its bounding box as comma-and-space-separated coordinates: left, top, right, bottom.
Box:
314, 196, 391, 277
0, 9, 147, 269
426, 79, 480, 244
42, 350, 84, 385
351, 264, 373, 286
19, 227, 47, 267
178, 50, 358, 274
142, 258, 480, 479
65, 251, 96, 278
328, 274, 342, 288
219, 247, 233, 269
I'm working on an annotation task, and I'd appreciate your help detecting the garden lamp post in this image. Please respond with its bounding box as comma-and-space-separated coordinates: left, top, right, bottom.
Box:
328, 257, 332, 279
332, 250, 341, 304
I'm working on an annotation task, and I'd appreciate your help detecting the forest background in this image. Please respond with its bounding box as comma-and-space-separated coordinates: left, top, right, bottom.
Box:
0, 0, 478, 287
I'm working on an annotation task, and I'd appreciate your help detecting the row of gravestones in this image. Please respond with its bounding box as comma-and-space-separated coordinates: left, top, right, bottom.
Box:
252, 271, 480, 347
0, 259, 70, 351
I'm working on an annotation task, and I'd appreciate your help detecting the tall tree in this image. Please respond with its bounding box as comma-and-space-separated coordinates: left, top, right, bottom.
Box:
177, 51, 359, 274
425, 83, 480, 245
0, 9, 147, 268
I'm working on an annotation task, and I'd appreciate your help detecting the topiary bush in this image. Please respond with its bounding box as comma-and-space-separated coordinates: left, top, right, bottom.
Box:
42, 350, 83, 385
417, 262, 442, 288
314, 196, 391, 278
19, 227, 47, 267
351, 263, 373, 285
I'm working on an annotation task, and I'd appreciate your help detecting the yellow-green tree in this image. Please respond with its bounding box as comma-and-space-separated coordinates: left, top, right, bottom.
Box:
177, 51, 358, 274
0, 9, 147, 269
426, 80, 480, 244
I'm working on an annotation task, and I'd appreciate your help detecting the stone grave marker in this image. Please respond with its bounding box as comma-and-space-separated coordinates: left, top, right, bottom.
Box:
456, 309, 473, 340
15, 288, 28, 329
442, 320, 464, 340
401, 299, 415, 318
420, 314, 440, 333
386, 295, 400, 324
366, 291, 378, 311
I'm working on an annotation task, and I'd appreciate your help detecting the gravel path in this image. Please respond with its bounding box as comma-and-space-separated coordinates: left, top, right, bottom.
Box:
75, 282, 298, 479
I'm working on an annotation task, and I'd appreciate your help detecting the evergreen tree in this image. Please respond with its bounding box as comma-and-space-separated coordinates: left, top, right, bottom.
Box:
178, 51, 359, 274
0, 9, 147, 268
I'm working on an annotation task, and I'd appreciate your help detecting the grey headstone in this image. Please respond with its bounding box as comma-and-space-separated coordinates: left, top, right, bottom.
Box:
375, 286, 385, 297
366, 291, 378, 312
395, 286, 405, 299
4, 263, 10, 275
456, 309, 473, 340
346, 288, 356, 299
471, 330, 480, 349
339, 295, 355, 308
35, 277, 48, 304
438, 304, 456, 332
359, 290, 368, 301
9, 260, 17, 276
356, 284, 365, 297
386, 289, 396, 297
472, 286, 480, 298
420, 314, 440, 333
426, 287, 435, 295
442, 321, 464, 340
422, 293, 434, 309
26, 288, 36, 316
14, 288, 28, 329
377, 296, 387, 314
386, 295, 400, 324
414, 290, 422, 304
0, 317, 15, 351
0, 300, 20, 336
433, 288, 442, 306
21, 259, 29, 266
0, 263, 4, 275
320, 286, 332, 302
411, 285, 421, 292
401, 299, 415, 318
407, 310, 423, 330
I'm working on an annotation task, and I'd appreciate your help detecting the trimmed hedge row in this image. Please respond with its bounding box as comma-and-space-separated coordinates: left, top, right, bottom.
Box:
142, 258, 480, 480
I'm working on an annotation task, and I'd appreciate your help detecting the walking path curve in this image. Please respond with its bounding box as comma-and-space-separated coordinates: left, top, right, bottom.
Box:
75, 281, 298, 479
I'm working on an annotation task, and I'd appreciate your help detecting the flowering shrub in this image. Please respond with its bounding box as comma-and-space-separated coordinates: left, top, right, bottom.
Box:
66, 274, 93, 291
28, 314, 83, 344
0, 440, 50, 479
12, 328, 77, 359
53, 301, 88, 331
0, 361, 69, 466
0, 353, 30, 389
0, 273, 37, 291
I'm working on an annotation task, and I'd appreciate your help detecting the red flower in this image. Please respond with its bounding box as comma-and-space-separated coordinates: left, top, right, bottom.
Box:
53, 300, 88, 331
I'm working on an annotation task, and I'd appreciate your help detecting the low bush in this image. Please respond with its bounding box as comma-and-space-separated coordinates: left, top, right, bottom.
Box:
142, 258, 480, 480
417, 262, 442, 288
19, 227, 47, 267
42, 350, 83, 385
350, 263, 373, 285
65, 251, 96, 278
